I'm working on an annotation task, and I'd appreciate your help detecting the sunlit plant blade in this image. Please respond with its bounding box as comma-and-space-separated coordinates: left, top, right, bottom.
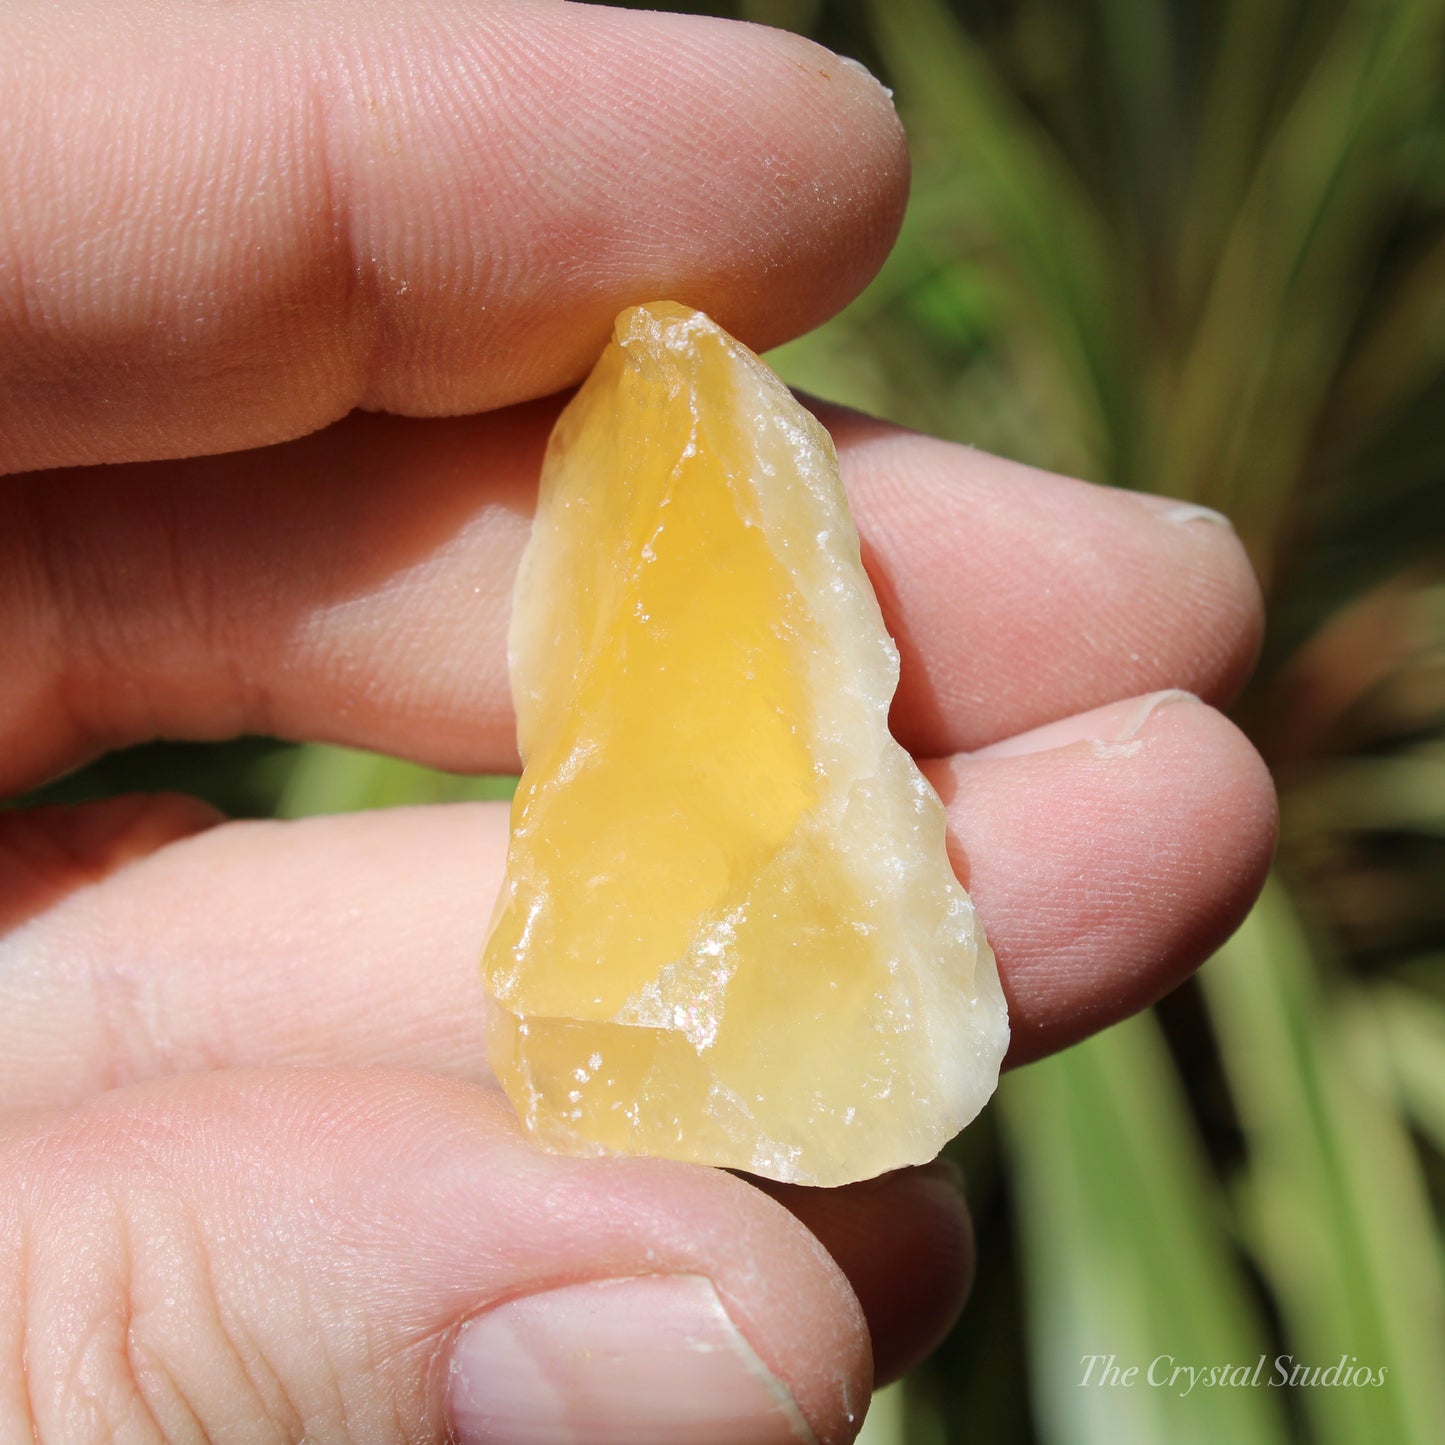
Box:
1160, 0, 1445, 562
276, 743, 515, 817
1202, 882, 1445, 1445
1000, 1015, 1287, 1445
1375, 982, 1445, 1156
867, 0, 1129, 483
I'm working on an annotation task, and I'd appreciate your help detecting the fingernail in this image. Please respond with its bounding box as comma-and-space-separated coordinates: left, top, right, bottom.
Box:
834, 53, 894, 100
1130, 493, 1235, 530
448, 1275, 817, 1445
972, 689, 1196, 759
1159, 502, 1234, 529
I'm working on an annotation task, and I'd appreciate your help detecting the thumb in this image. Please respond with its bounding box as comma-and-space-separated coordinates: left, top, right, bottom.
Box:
5, 1068, 869, 1443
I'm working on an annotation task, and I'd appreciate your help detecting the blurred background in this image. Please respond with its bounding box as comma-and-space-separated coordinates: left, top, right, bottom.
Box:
21, 0, 1445, 1440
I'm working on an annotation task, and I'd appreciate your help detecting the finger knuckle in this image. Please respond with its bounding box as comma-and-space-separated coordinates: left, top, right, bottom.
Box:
4, 1128, 301, 1444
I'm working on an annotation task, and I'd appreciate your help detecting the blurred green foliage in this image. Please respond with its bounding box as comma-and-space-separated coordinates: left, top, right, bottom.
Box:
21, 1, 1445, 1442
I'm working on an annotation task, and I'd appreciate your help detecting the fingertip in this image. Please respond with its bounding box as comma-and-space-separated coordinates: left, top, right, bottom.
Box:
815, 424, 1270, 750
932, 694, 1278, 1065
1122, 491, 1267, 707
692, 24, 911, 352
754, 1160, 974, 1387
430, 6, 911, 387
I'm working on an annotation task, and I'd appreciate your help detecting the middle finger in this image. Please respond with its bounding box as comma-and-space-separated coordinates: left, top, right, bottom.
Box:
2, 404, 1261, 795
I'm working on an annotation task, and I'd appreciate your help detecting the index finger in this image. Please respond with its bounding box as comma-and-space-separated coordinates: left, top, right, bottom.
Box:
0, 0, 906, 473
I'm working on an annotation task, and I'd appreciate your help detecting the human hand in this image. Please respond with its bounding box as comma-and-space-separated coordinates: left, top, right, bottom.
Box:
0, 2, 1275, 1441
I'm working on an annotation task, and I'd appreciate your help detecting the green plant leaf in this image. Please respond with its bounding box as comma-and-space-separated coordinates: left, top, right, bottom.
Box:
868, 0, 1132, 483
1374, 981, 1445, 1157
275, 744, 516, 817
1202, 879, 1445, 1445
1159, 0, 1445, 560
1000, 1014, 1286, 1445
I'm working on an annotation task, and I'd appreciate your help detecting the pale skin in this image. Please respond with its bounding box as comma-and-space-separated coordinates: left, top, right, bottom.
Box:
0, 2, 1277, 1442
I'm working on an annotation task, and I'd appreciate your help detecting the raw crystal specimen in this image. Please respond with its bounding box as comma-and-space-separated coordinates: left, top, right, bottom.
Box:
482, 301, 1008, 1186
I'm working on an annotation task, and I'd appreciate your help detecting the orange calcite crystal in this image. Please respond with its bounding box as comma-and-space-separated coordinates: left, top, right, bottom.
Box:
482, 302, 1008, 1185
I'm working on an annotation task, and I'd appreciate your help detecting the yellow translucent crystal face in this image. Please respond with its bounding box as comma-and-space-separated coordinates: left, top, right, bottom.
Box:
483, 301, 1008, 1186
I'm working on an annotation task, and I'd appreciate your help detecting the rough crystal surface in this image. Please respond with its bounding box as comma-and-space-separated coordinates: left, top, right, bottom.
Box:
482, 301, 1009, 1186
